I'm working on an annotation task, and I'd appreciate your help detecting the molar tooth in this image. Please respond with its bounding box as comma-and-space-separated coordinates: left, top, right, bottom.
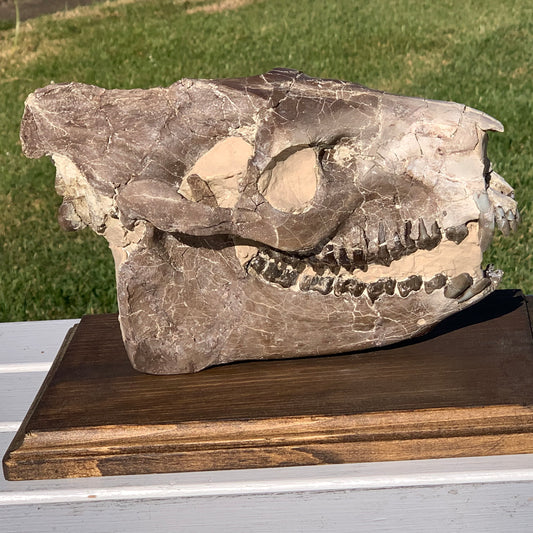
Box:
248, 252, 268, 274
308, 275, 334, 295
445, 224, 469, 244
397, 275, 423, 297
333, 275, 351, 296
457, 278, 491, 303
383, 278, 396, 295
424, 273, 447, 294
366, 277, 396, 303
348, 279, 366, 297
444, 273, 473, 299
261, 259, 284, 283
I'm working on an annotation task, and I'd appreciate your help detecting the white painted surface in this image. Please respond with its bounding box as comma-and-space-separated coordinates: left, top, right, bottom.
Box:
1, 319, 533, 532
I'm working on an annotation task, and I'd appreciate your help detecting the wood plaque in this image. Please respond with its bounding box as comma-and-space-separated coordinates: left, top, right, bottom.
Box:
4, 289, 533, 481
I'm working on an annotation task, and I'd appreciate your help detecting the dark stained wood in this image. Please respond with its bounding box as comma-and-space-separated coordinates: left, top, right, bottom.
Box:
4, 289, 533, 480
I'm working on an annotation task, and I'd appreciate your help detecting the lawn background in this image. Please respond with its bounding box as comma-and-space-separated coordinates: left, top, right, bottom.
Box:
1, 0, 532, 322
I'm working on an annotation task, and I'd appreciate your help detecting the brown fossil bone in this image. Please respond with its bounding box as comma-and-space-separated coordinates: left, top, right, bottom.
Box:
20, 68, 519, 374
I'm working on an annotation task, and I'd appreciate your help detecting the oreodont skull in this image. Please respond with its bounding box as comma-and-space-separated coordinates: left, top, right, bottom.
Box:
20, 69, 519, 374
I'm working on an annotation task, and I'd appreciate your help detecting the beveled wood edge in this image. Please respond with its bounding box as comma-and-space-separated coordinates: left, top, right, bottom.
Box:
2, 324, 78, 479
6, 431, 533, 481
5, 403, 533, 471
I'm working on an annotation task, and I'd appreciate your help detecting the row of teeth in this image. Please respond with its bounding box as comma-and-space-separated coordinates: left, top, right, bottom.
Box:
247, 249, 496, 304
495, 206, 520, 236
311, 219, 462, 271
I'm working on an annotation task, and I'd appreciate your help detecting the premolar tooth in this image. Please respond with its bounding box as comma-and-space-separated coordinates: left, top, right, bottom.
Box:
445, 224, 469, 244
424, 273, 447, 294
457, 278, 491, 303
444, 273, 473, 299
301, 274, 334, 294
351, 249, 368, 271
312, 243, 336, 268
388, 232, 405, 261
417, 219, 442, 251
367, 280, 385, 302
397, 275, 423, 297
348, 279, 366, 297
337, 247, 353, 271
376, 243, 392, 266
404, 221, 417, 254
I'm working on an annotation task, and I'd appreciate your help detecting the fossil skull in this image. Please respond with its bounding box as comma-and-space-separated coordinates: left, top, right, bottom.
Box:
20, 69, 519, 373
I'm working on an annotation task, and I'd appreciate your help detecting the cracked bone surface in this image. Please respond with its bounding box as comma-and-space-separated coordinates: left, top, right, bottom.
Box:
21, 68, 519, 374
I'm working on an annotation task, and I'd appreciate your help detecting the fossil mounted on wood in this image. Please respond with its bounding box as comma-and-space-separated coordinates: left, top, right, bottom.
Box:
21, 69, 519, 374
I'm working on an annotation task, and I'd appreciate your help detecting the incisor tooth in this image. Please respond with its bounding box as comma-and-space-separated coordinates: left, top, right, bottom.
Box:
444, 273, 473, 299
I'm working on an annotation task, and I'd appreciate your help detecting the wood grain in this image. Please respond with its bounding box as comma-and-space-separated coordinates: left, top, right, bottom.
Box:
4, 290, 533, 480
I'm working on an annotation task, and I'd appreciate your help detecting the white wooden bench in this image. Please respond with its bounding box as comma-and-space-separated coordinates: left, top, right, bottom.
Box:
1, 319, 533, 532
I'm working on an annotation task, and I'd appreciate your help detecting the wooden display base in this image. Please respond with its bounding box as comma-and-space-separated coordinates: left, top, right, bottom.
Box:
4, 289, 533, 481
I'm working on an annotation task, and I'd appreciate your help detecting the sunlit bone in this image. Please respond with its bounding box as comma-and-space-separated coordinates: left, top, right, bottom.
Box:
20, 69, 519, 374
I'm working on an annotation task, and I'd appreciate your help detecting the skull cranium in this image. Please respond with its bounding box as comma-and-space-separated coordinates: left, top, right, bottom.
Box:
21, 69, 519, 373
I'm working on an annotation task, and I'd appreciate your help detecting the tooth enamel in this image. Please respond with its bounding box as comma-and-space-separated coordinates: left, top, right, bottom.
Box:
397, 275, 423, 297
424, 273, 447, 294
457, 277, 491, 303
445, 224, 469, 244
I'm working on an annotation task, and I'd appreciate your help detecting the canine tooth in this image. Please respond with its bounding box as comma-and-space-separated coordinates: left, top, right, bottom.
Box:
457, 278, 491, 303
444, 273, 473, 299
397, 275, 423, 297
445, 224, 469, 244
424, 273, 447, 294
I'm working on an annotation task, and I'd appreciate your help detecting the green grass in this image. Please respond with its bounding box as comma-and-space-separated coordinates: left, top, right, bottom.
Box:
1, 0, 532, 321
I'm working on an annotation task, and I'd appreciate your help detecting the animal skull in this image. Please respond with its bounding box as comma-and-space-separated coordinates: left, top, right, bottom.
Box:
20, 69, 519, 373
